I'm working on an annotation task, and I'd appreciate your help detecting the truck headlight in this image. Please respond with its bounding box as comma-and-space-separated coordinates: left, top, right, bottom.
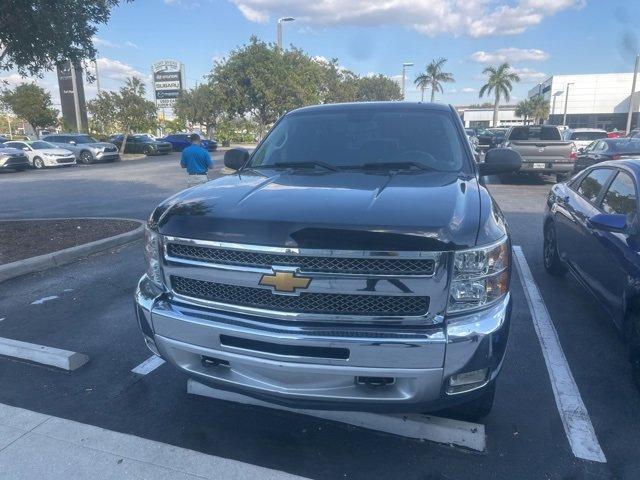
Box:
447, 237, 510, 314
144, 226, 164, 288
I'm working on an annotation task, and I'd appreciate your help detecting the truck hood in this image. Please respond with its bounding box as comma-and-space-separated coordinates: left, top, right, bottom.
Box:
154, 170, 484, 251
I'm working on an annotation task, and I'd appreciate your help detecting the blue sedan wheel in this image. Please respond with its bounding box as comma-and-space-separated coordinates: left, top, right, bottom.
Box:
543, 223, 567, 276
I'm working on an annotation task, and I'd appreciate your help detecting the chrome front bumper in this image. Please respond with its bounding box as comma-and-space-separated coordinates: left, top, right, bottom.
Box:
135, 275, 511, 412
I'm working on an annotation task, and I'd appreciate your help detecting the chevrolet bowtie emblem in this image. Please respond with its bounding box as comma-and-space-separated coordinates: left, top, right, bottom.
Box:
260, 270, 311, 293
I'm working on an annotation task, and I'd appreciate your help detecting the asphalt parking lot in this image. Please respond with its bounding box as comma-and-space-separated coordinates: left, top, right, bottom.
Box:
1, 155, 639, 479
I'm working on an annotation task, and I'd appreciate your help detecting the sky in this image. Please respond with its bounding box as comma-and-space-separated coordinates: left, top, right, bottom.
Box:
2, 0, 640, 110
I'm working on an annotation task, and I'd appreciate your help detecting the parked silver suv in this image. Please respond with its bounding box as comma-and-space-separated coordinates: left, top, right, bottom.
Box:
42, 133, 120, 164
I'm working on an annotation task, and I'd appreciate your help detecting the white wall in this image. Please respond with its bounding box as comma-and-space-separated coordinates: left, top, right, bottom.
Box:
462, 108, 524, 127
529, 73, 640, 115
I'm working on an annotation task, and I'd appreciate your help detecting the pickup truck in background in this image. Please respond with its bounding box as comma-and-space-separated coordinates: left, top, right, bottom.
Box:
503, 125, 576, 181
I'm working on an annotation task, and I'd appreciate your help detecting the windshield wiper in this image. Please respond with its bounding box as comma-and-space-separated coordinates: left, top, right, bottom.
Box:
346, 161, 435, 171
265, 161, 339, 172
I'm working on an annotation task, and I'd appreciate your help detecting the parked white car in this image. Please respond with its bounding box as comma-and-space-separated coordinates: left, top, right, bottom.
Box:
3, 140, 76, 169
563, 128, 608, 151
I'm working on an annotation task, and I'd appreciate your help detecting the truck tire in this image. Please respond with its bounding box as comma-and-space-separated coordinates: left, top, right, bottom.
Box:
543, 222, 567, 276
444, 383, 496, 421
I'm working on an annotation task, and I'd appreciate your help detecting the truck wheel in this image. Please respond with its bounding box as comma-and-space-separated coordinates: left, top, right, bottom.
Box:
445, 383, 496, 421
543, 222, 567, 276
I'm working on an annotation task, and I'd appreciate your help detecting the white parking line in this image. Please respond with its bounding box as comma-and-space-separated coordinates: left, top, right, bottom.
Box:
0, 402, 306, 479
0, 337, 89, 371
30, 295, 58, 305
513, 246, 606, 463
188, 379, 486, 451
131, 354, 165, 375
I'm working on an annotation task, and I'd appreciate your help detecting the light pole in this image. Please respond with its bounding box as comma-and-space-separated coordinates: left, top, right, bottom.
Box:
552, 90, 564, 120
626, 53, 639, 134
401, 62, 413, 101
277, 17, 295, 49
94, 59, 101, 94
562, 83, 574, 127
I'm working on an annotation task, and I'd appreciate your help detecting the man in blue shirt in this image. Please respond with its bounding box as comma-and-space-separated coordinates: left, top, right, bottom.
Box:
180, 133, 213, 186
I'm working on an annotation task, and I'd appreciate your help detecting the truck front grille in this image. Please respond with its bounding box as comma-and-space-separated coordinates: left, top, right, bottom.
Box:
171, 276, 429, 316
167, 243, 435, 276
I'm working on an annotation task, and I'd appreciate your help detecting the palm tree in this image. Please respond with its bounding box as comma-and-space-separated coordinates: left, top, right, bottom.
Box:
529, 95, 550, 124
479, 63, 520, 127
414, 58, 455, 103
515, 98, 534, 125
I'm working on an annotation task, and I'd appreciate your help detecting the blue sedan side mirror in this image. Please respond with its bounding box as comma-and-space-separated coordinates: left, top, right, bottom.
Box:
587, 213, 628, 233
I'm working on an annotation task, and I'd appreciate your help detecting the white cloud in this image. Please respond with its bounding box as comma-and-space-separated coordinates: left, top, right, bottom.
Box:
461, 87, 476, 93
229, 0, 583, 37
88, 57, 144, 82
125, 41, 139, 49
511, 67, 547, 83
470, 48, 549, 63
92, 36, 120, 48
237, 4, 268, 22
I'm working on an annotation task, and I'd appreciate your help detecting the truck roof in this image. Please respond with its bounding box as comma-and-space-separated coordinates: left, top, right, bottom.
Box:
289, 102, 453, 115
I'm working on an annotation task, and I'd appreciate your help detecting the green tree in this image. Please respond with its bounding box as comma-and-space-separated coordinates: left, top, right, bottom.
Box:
515, 98, 534, 125
1, 83, 58, 132
162, 118, 186, 134
414, 58, 455, 103
355, 75, 402, 102
212, 38, 311, 134
479, 63, 520, 127
87, 91, 119, 135
0, 0, 126, 76
116, 77, 157, 153
529, 95, 550, 124
174, 83, 224, 138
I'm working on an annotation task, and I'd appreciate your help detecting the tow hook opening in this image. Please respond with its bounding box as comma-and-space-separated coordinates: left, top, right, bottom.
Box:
201, 356, 230, 368
356, 376, 396, 387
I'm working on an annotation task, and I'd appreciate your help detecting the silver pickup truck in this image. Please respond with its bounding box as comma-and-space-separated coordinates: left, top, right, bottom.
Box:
503, 125, 575, 181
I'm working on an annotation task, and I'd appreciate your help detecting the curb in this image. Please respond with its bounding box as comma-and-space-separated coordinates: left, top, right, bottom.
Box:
0, 219, 145, 284
120, 154, 147, 161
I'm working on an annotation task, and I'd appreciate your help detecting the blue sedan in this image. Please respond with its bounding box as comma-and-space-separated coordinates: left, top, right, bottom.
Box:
544, 159, 640, 387
159, 133, 218, 152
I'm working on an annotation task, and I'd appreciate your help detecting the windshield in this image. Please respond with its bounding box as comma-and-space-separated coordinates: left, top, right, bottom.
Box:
135, 135, 155, 141
30, 141, 55, 150
568, 131, 607, 141
508, 126, 561, 141
75, 135, 98, 144
249, 109, 468, 172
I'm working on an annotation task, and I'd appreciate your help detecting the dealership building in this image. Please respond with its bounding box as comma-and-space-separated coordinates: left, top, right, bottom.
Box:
456, 105, 523, 128
527, 73, 640, 131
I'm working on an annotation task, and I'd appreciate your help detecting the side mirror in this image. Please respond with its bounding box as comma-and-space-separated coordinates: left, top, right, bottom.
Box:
478, 148, 522, 176
224, 148, 250, 170
587, 213, 628, 233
